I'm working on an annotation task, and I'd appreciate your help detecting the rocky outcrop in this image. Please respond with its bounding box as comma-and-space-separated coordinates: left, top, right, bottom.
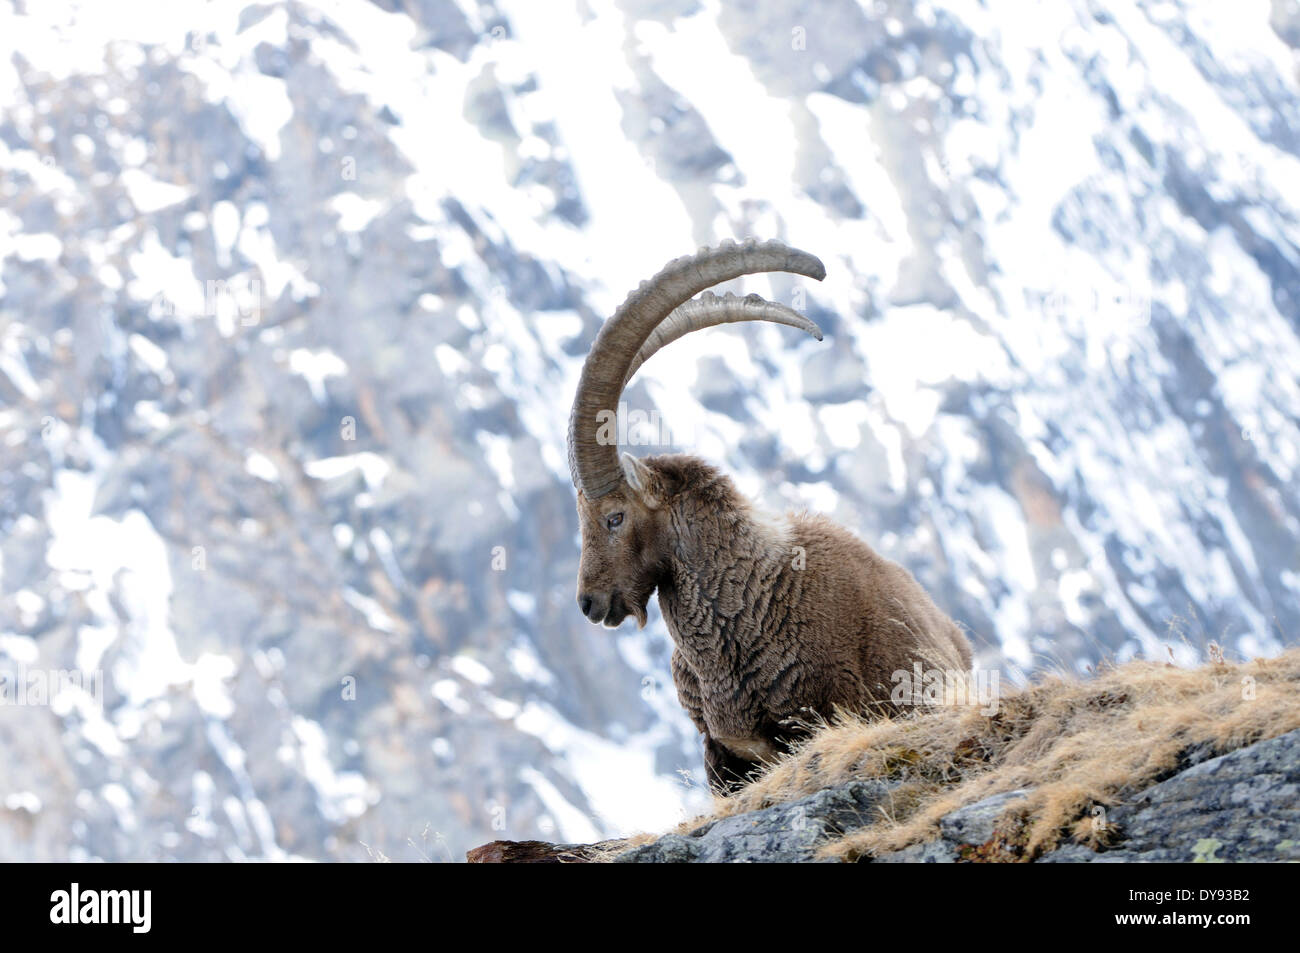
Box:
879, 728, 1300, 864
613, 781, 896, 864
1037, 729, 1300, 864
465, 839, 625, 863
472, 729, 1300, 862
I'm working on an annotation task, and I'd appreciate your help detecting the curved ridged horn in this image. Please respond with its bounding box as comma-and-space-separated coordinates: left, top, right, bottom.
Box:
568, 239, 826, 499
622, 291, 823, 387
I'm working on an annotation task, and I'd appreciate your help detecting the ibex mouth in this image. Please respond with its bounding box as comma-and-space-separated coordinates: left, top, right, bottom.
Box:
598, 591, 648, 629
601, 592, 630, 629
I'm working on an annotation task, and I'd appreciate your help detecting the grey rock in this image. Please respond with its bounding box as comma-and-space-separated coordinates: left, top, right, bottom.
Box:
939, 788, 1031, 845
872, 840, 958, 863
623, 731, 1300, 862
1039, 728, 1300, 863
616, 780, 897, 863
872, 788, 1030, 863
617, 833, 703, 863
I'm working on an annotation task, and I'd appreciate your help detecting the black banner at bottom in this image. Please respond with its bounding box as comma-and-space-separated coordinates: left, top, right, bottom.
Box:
0, 860, 1280, 939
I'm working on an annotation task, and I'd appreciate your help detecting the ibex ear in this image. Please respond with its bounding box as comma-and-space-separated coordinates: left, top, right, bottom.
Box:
621, 453, 660, 507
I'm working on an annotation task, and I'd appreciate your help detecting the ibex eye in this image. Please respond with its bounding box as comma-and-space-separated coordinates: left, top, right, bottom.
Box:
607, 512, 624, 529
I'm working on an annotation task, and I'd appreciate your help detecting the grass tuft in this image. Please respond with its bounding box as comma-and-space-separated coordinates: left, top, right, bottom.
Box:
650, 647, 1300, 862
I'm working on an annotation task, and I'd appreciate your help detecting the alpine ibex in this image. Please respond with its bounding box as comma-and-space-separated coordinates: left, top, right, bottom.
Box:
567, 239, 973, 793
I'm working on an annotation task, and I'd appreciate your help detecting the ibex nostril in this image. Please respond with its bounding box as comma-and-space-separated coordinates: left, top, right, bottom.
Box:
579, 595, 593, 617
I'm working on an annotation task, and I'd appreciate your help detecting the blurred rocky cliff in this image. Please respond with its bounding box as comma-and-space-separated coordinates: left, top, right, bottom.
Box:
1, 0, 1298, 860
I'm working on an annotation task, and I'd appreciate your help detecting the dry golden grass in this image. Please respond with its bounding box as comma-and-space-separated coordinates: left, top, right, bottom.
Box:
663, 646, 1300, 862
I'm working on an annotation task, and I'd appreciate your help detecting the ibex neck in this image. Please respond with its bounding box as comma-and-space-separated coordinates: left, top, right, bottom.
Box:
659, 502, 793, 662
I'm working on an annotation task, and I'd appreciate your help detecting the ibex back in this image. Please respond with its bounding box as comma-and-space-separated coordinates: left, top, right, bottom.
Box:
567, 240, 972, 793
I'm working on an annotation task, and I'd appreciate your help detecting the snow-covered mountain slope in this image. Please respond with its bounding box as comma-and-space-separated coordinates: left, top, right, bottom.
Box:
1, 0, 1297, 860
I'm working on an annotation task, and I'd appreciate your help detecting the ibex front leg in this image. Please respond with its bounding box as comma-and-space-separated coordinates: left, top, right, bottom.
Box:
703, 735, 762, 795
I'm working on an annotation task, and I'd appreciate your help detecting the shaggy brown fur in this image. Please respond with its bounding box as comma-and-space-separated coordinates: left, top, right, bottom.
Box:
576, 453, 972, 792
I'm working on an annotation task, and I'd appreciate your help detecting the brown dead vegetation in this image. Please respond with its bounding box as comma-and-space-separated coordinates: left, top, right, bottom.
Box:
658, 645, 1300, 862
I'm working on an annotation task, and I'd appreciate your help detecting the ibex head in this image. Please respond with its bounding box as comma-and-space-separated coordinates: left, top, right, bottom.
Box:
567, 239, 826, 628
